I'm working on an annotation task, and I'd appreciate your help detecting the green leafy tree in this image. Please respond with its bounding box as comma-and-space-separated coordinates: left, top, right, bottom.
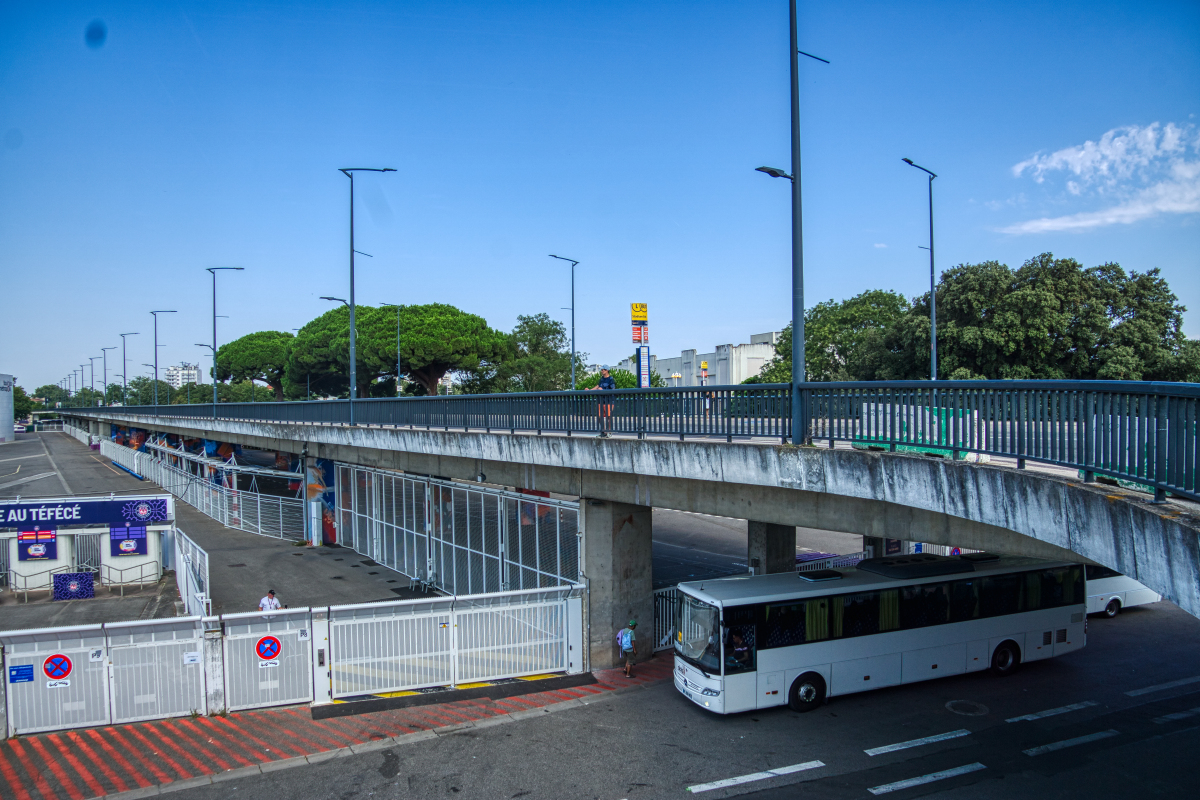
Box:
13, 386, 33, 421
288, 306, 395, 399
216, 331, 294, 401
34, 384, 70, 407
363, 303, 508, 395
870, 254, 1200, 381
748, 290, 909, 383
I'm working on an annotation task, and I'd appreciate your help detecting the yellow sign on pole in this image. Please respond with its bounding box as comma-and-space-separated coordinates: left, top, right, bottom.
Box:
700, 361, 708, 370
630, 303, 648, 322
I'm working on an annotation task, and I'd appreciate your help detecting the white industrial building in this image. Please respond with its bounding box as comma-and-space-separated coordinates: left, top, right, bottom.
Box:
616, 331, 782, 387
164, 363, 202, 388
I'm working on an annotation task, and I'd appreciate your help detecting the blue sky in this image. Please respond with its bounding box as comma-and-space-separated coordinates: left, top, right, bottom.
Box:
2, 1, 1197, 392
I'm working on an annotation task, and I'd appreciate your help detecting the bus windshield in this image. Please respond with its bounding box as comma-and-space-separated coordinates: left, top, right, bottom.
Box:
676, 594, 721, 673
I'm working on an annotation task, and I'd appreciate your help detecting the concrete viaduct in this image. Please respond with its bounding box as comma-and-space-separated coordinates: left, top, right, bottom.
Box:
65, 412, 1200, 668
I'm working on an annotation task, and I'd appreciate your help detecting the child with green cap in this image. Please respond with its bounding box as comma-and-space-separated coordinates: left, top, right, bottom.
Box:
616, 619, 638, 677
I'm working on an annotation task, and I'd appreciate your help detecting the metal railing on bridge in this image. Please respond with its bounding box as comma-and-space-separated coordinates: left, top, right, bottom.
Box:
63, 379, 1199, 503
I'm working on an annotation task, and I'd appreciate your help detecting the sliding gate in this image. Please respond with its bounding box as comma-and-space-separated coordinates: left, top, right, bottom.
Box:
328, 586, 583, 698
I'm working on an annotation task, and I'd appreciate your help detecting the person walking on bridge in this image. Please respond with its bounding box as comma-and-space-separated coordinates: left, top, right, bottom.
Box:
587, 366, 616, 438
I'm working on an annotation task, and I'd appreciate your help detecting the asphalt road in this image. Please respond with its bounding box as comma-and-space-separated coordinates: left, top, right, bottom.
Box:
167, 600, 1199, 800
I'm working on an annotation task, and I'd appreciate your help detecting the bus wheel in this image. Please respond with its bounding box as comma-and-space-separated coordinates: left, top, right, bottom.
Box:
990, 641, 1021, 676
788, 673, 826, 712
1104, 599, 1121, 618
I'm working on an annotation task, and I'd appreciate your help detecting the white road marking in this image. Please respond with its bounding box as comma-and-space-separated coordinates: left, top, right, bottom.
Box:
0, 471, 57, 490
1125, 675, 1200, 697
1153, 706, 1200, 724
0, 453, 47, 463
1023, 729, 1119, 756
1007, 700, 1098, 722
865, 729, 972, 756
686, 760, 825, 793
867, 763, 987, 795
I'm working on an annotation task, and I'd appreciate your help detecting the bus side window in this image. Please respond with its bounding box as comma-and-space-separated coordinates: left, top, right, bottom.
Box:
761, 602, 807, 649
949, 579, 979, 622
980, 574, 1023, 617
835, 592, 881, 638
900, 583, 950, 630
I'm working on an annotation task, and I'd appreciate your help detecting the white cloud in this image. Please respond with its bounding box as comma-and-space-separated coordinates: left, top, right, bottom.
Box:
1004, 122, 1200, 234
873, 243, 887, 248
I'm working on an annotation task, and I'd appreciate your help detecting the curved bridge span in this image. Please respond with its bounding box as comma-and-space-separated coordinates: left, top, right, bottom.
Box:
65, 402, 1200, 626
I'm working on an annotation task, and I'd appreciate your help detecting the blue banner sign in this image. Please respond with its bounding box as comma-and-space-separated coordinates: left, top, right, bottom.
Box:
0, 497, 171, 528
110, 527, 149, 556
8, 665, 34, 684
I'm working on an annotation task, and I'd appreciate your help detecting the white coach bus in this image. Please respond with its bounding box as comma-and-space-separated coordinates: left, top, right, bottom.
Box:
673, 553, 1085, 714
1085, 565, 1161, 618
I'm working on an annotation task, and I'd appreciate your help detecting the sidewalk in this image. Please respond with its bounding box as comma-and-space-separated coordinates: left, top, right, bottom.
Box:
0, 657, 674, 800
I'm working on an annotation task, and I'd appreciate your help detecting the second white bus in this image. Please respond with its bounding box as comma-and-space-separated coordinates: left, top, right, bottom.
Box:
673, 553, 1085, 714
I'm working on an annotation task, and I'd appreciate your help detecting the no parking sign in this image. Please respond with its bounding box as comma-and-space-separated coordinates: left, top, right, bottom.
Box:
256, 636, 281, 668
43, 653, 72, 688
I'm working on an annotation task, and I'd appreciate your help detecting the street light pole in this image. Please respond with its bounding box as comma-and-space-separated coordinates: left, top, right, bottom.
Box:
88, 357, 100, 398
207, 267, 244, 416
548, 255, 580, 390
100, 348, 115, 405
150, 310, 177, 412
755, 3, 827, 444
338, 167, 395, 425
119, 333, 138, 405
902, 158, 938, 380
320, 296, 352, 405
381, 304, 402, 397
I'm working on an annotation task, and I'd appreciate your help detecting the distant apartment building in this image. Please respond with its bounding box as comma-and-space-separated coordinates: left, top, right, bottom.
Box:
616, 331, 782, 386
165, 363, 202, 388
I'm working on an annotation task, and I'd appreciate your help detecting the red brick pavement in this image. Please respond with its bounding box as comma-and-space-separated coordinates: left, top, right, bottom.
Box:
0, 656, 674, 800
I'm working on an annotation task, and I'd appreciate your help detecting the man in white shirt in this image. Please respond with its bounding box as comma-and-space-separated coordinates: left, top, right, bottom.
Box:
259, 589, 281, 612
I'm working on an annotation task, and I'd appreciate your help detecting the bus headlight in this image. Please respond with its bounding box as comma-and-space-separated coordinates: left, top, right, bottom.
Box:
701, 687, 720, 697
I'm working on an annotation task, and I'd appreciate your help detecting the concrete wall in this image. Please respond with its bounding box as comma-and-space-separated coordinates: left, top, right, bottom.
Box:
582, 500, 653, 669
68, 412, 1200, 619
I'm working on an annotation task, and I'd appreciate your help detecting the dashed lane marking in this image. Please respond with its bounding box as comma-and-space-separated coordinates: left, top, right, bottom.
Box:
1006, 700, 1099, 722
1023, 729, 1119, 756
867, 763, 987, 795
1125, 675, 1200, 696
686, 760, 825, 793
1153, 706, 1200, 724
865, 729, 971, 756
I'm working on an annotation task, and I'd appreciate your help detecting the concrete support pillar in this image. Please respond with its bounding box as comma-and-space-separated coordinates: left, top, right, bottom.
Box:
863, 536, 884, 560
747, 521, 796, 575
581, 499, 653, 670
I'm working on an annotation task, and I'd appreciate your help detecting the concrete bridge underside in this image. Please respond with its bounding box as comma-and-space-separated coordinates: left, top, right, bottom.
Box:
69, 413, 1200, 668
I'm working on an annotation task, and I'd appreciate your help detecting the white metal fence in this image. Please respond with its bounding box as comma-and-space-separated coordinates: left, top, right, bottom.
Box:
653, 586, 680, 653
101, 439, 306, 540
1, 586, 583, 737
222, 608, 313, 711
1, 618, 204, 736
336, 464, 581, 596
175, 529, 211, 617
328, 586, 583, 698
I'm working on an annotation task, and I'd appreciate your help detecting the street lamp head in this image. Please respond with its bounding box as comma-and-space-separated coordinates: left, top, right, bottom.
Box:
150, 310, 177, 315
206, 267, 245, 274
756, 166, 792, 180
902, 158, 937, 179
320, 296, 349, 306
